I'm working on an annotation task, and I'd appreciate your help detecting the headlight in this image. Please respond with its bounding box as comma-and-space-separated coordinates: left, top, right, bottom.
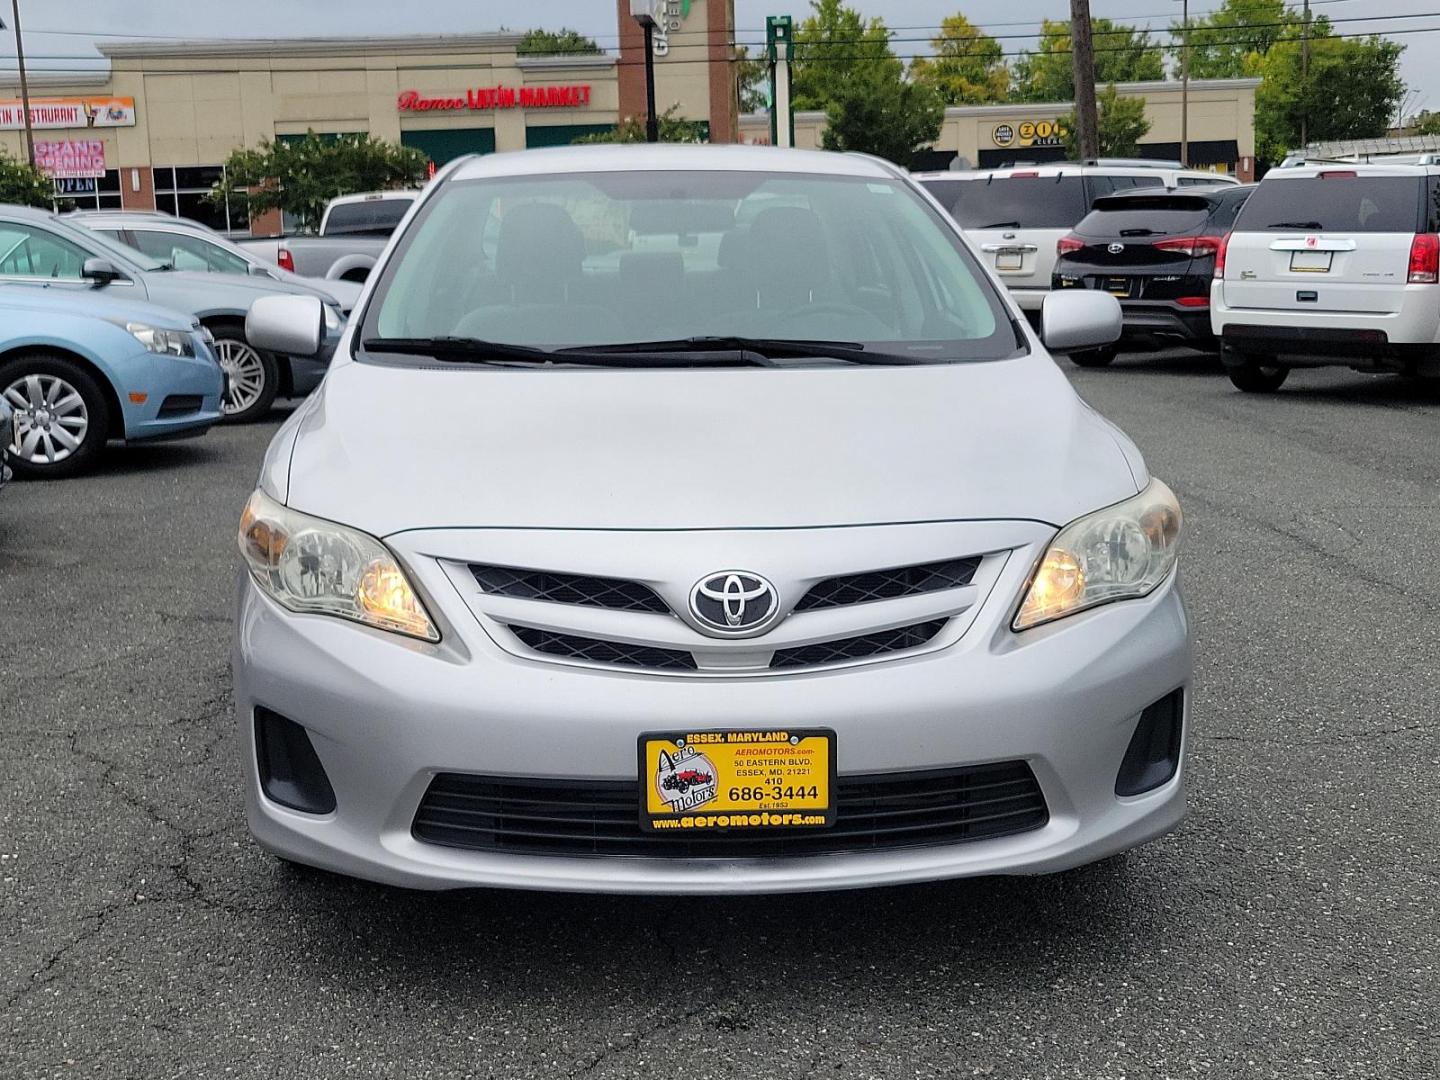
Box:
238, 489, 439, 641
323, 304, 343, 332
125, 322, 195, 357
1013, 478, 1182, 631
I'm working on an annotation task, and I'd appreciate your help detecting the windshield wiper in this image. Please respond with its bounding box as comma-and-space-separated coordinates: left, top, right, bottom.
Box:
979, 220, 1021, 229
360, 336, 778, 368
1266, 220, 1324, 229
573, 336, 931, 366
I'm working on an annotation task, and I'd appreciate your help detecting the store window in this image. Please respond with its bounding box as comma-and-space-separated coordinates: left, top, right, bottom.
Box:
51, 170, 123, 212
153, 165, 248, 234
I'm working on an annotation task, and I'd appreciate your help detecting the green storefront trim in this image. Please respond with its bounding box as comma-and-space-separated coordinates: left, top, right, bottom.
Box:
401, 127, 497, 165
525, 124, 618, 148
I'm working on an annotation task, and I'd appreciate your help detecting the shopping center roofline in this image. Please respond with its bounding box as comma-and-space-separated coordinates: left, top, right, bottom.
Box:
99, 32, 530, 59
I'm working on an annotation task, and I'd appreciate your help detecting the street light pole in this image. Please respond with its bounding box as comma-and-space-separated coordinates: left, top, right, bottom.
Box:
1069, 0, 1099, 161
1180, 0, 1190, 167
1300, 0, 1311, 148
630, 0, 660, 143
3, 0, 37, 166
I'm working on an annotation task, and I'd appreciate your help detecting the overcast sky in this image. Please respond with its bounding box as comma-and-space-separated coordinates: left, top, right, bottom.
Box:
2, 0, 1437, 116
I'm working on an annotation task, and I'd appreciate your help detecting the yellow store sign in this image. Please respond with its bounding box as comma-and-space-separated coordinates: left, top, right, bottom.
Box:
992, 118, 1067, 149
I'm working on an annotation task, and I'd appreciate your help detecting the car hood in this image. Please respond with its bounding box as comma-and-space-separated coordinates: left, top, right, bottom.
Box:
148, 270, 306, 299
283, 350, 1141, 536
0, 282, 199, 331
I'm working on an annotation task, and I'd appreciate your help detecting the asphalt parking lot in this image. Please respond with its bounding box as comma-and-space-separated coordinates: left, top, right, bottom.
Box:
2, 349, 1436, 1079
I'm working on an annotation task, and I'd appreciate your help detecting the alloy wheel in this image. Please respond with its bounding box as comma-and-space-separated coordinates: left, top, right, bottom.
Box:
3, 373, 91, 465
215, 338, 267, 416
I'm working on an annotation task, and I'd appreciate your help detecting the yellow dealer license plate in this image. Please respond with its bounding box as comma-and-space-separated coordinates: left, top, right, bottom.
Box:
639, 729, 836, 833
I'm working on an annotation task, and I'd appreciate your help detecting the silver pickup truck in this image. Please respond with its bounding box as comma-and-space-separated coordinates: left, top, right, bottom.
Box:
240, 191, 417, 283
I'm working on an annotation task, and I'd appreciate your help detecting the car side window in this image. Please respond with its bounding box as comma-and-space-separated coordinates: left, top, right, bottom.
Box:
130, 229, 250, 275
0, 223, 89, 280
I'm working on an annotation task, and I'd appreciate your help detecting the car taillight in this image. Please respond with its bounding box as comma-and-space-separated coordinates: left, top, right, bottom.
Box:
1153, 236, 1223, 258
1010, 171, 1039, 178
1176, 296, 1210, 308
277, 248, 295, 273
1408, 233, 1439, 283
1213, 232, 1231, 278
1057, 236, 1084, 256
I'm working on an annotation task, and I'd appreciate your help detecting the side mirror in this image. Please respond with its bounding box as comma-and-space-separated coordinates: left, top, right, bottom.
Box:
247, 262, 277, 279
81, 258, 125, 286
1040, 290, 1123, 353
246, 294, 323, 358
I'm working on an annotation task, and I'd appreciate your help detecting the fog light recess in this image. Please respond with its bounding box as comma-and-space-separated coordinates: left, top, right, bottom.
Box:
1115, 689, 1184, 797
254, 707, 337, 814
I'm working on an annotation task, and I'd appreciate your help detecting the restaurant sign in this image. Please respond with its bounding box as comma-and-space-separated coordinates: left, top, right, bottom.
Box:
35, 139, 106, 180
397, 86, 592, 113
0, 96, 136, 131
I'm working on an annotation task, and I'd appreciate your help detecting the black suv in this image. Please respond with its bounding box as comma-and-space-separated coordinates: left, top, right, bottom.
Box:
1051, 185, 1254, 366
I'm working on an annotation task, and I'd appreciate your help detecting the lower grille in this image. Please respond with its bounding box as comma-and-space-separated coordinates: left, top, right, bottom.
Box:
769, 620, 947, 670
472, 565, 669, 613
413, 761, 1048, 858
509, 625, 696, 671
157, 394, 203, 418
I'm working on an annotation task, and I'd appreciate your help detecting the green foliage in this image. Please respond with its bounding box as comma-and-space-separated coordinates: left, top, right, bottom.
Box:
734, 45, 769, 114
791, 0, 901, 112
910, 14, 1009, 105
516, 28, 604, 56
212, 132, 428, 232
819, 65, 944, 168
1064, 85, 1152, 157
1012, 19, 1164, 103
1253, 34, 1404, 161
573, 106, 709, 144
1173, 0, 1306, 79
0, 149, 54, 208
1412, 111, 1440, 136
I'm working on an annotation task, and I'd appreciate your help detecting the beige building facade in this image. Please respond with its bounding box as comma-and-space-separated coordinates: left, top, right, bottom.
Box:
740, 78, 1261, 179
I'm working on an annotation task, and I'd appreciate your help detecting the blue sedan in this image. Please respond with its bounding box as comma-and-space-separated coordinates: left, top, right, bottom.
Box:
0, 284, 224, 477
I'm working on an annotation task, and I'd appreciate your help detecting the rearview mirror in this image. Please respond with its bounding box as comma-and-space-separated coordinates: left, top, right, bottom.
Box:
1040, 290, 1123, 353
81, 258, 125, 286
247, 294, 323, 357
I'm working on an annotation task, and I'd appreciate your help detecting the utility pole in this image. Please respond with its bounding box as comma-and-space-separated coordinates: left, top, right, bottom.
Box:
3, 1, 37, 166
1070, 0, 1099, 160
1180, 0, 1190, 167
1300, 0, 1311, 148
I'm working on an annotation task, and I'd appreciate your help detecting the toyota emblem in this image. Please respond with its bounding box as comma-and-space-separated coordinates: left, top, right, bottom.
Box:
689, 571, 780, 636
1107, 242, 1125, 255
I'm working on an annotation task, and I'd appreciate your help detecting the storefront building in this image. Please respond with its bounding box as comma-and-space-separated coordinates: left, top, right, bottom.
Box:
740, 77, 1261, 179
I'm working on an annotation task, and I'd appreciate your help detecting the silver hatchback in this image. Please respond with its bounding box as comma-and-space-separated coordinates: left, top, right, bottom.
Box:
234, 146, 1189, 893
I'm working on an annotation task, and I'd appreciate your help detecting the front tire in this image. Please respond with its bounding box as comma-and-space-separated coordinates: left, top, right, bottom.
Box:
1068, 346, 1119, 368
211, 326, 278, 423
0, 354, 110, 479
1226, 355, 1289, 393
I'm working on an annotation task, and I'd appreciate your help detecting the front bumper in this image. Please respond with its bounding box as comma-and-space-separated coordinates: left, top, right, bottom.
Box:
233, 549, 1193, 893
119, 347, 225, 442
1118, 302, 1213, 343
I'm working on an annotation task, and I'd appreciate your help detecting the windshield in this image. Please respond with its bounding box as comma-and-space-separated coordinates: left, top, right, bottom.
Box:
1233, 176, 1423, 233
362, 170, 1016, 364
948, 176, 1089, 230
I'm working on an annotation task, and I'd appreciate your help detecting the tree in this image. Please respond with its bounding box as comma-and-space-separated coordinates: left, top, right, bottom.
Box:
734, 45, 770, 114
1173, 0, 1306, 79
516, 28, 604, 56
790, 0, 901, 112
574, 106, 709, 144
0, 149, 54, 208
1012, 19, 1164, 102
1412, 111, 1440, 136
910, 14, 1009, 105
1253, 33, 1404, 161
1064, 85, 1151, 157
820, 66, 944, 168
214, 132, 428, 233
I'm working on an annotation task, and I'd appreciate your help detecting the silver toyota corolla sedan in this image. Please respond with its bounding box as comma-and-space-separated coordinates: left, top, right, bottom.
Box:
234, 145, 1190, 894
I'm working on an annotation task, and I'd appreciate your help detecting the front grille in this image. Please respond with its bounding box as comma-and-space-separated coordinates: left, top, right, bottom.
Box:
509, 625, 696, 671
769, 620, 947, 670
412, 761, 1048, 858
795, 557, 982, 611
472, 565, 669, 613
156, 394, 203, 418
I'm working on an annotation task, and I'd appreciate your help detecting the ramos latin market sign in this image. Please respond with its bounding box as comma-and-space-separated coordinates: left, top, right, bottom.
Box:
0, 96, 136, 130
397, 86, 593, 113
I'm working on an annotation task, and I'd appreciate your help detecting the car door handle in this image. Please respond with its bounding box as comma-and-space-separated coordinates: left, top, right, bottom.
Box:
980, 244, 1038, 253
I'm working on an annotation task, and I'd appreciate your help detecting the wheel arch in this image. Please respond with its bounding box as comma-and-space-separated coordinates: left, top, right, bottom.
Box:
201, 315, 294, 397
0, 343, 125, 439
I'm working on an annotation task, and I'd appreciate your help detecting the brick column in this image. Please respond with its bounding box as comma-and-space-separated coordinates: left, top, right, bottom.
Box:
119, 166, 156, 211
617, 1, 648, 127
706, 0, 737, 143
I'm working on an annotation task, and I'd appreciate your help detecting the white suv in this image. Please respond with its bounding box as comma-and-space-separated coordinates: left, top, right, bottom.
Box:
1211, 163, 1440, 392
916, 162, 1237, 315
